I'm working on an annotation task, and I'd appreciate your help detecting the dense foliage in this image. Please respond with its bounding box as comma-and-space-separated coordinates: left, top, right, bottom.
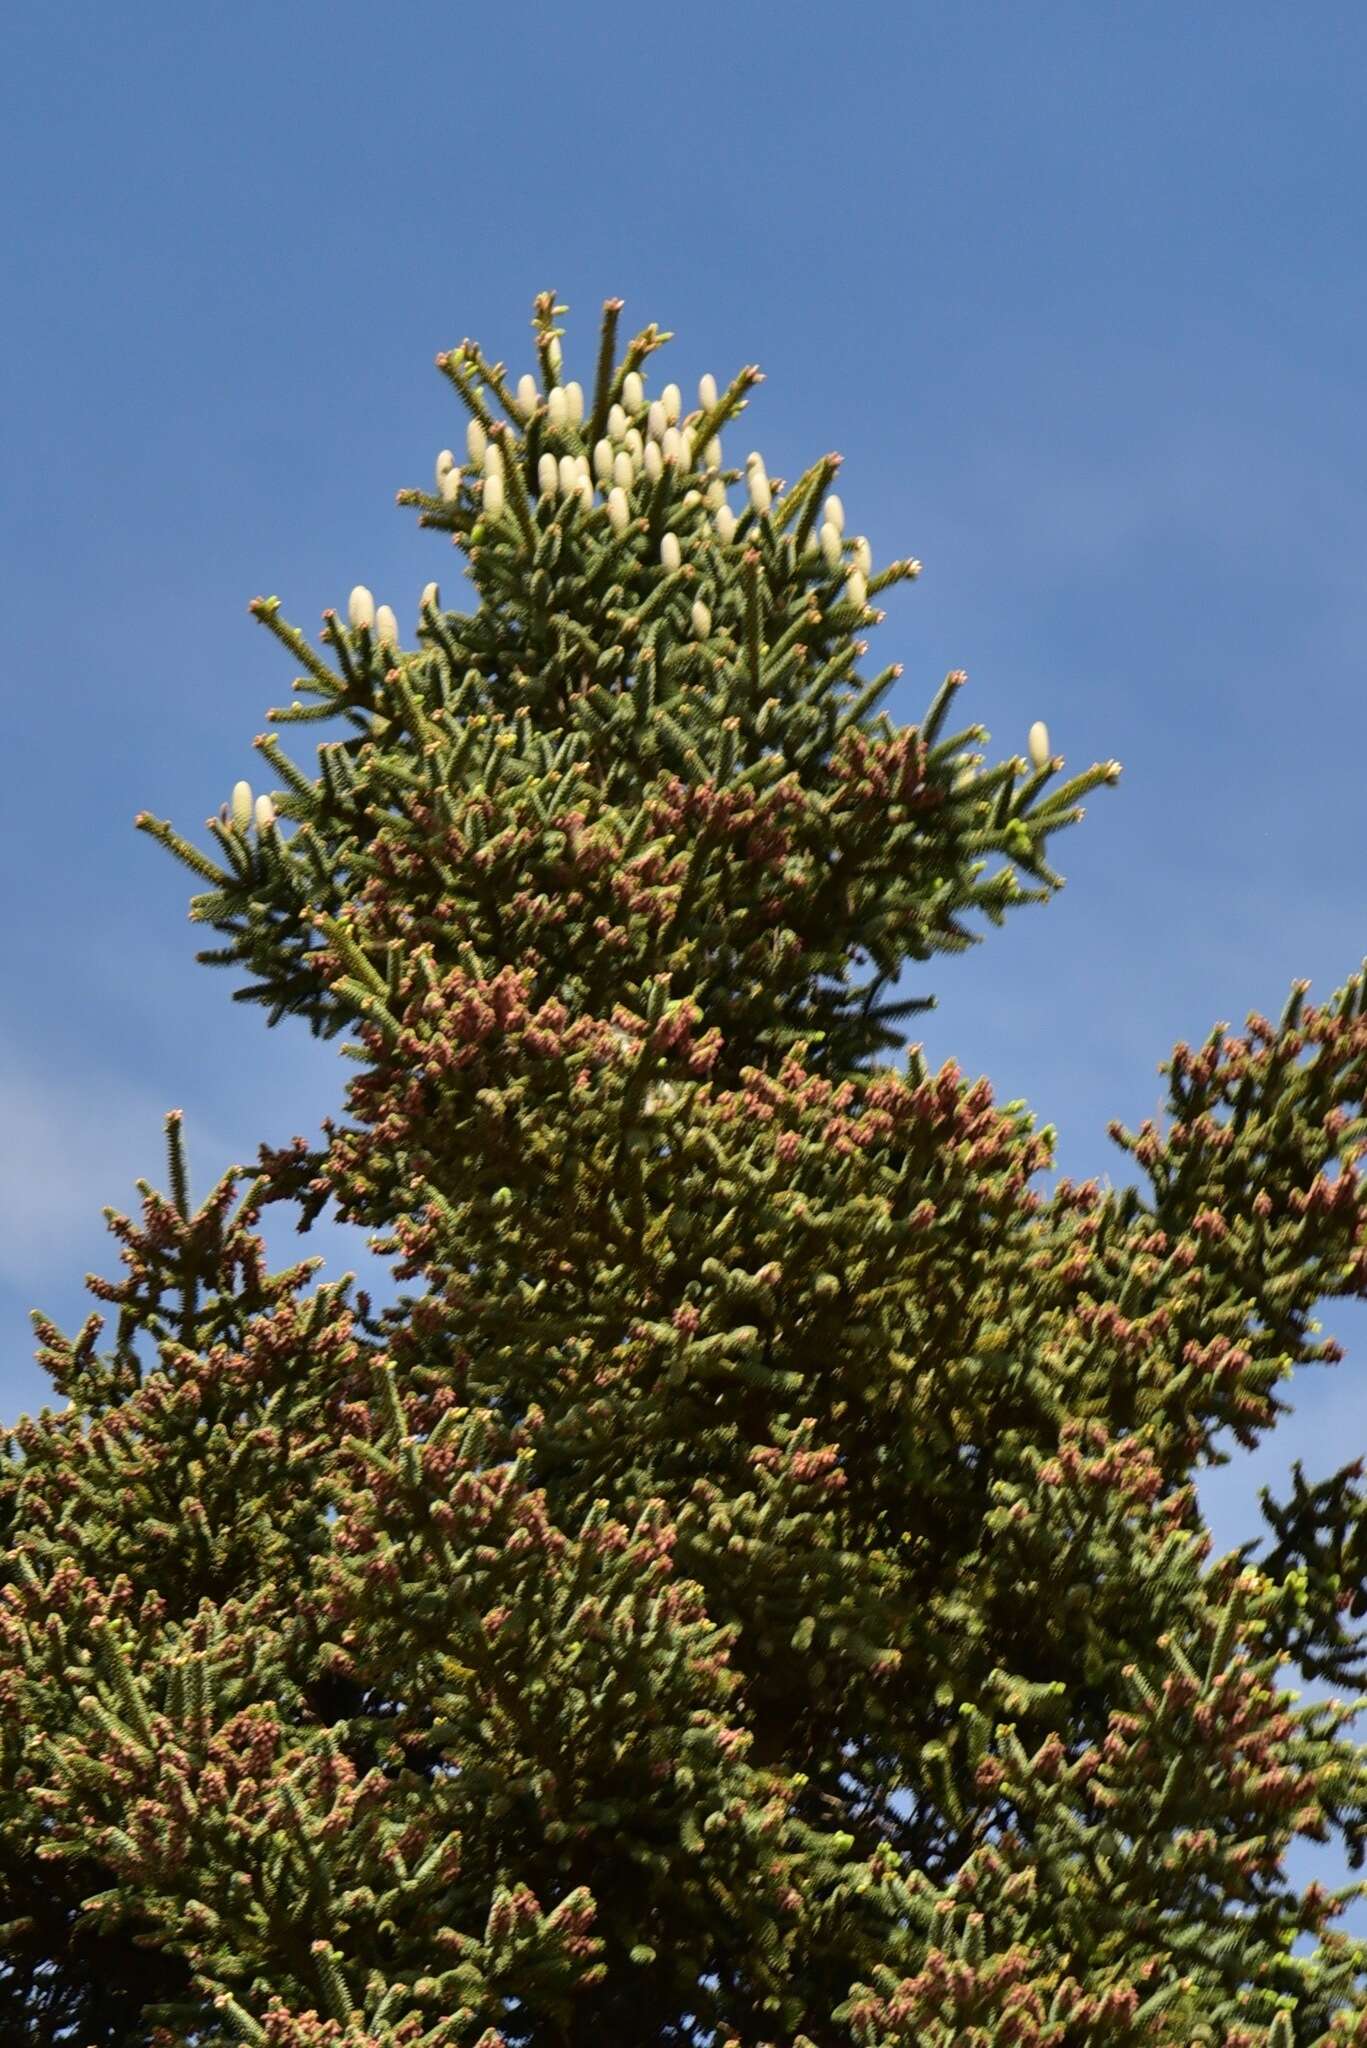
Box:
1, 292, 1363, 2045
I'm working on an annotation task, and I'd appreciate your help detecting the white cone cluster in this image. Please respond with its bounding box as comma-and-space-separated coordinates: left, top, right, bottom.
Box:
456, 359, 902, 696
228, 781, 275, 834
523, 444, 593, 509
481, 442, 505, 522
472, 354, 804, 565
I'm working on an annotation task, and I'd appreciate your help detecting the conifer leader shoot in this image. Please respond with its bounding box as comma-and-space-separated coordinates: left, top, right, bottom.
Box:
5, 291, 1363, 2047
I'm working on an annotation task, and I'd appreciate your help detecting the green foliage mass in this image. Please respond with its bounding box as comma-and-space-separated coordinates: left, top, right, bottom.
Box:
1, 292, 1364, 2046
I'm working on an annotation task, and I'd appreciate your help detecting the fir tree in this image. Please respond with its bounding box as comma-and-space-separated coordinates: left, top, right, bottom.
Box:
2, 290, 1364, 2045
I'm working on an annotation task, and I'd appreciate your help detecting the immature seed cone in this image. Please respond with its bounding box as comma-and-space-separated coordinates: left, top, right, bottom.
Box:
698, 372, 718, 409
348, 585, 375, 631
1028, 720, 1052, 771
375, 604, 399, 650
254, 793, 276, 831
547, 386, 568, 431
613, 450, 635, 491
608, 402, 627, 440
538, 453, 558, 498
647, 400, 668, 442
819, 522, 842, 571
661, 381, 681, 424
516, 373, 539, 418
852, 535, 872, 575
420, 581, 440, 612
231, 780, 253, 832
435, 449, 455, 486
691, 599, 712, 639
748, 461, 772, 516
482, 471, 505, 521
660, 532, 681, 572
643, 442, 664, 484
440, 467, 461, 504
564, 379, 585, 424
482, 442, 504, 478
845, 569, 867, 611
823, 493, 845, 534
622, 370, 644, 411
466, 419, 487, 465
558, 455, 578, 496
593, 438, 614, 482
607, 487, 630, 536
704, 478, 727, 511
714, 505, 737, 543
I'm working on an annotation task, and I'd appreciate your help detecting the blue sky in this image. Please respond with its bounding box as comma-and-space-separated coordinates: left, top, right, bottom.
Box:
4, 0, 1365, 1939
